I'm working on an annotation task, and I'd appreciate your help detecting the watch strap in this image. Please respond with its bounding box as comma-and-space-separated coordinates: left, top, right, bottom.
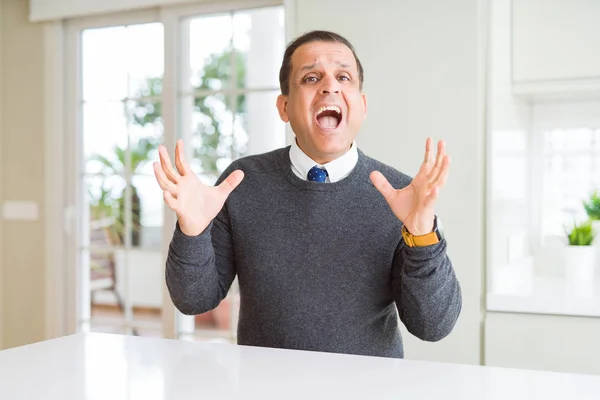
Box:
401, 225, 441, 247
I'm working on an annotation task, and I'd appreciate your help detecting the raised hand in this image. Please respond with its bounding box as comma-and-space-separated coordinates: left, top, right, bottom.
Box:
153, 139, 244, 236
370, 138, 450, 236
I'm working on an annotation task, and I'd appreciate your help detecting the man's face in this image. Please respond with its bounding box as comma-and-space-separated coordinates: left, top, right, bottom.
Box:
277, 41, 367, 164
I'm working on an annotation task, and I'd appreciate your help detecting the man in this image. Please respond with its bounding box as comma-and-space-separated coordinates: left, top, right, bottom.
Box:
154, 30, 461, 358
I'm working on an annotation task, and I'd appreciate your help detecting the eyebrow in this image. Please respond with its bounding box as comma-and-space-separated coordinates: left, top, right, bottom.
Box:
299, 61, 352, 72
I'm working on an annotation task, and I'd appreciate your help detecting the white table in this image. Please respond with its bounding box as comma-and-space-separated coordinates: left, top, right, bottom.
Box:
0, 333, 599, 399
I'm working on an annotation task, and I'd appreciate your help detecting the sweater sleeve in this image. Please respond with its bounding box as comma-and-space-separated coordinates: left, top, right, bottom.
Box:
391, 234, 462, 342
165, 201, 237, 316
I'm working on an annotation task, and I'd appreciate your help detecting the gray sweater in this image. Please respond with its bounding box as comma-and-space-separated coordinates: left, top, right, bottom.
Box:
166, 146, 461, 358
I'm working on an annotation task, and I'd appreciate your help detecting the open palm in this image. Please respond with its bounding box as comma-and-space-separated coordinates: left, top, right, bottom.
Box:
370, 138, 450, 236
153, 140, 244, 236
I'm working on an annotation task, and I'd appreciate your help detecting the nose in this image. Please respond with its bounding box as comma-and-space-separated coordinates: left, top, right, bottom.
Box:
320, 75, 340, 95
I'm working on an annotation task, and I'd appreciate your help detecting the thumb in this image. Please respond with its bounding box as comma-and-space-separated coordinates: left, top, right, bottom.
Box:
370, 171, 396, 201
217, 169, 245, 198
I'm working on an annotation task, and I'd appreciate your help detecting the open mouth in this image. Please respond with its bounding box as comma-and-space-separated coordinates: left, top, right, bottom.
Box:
315, 105, 342, 129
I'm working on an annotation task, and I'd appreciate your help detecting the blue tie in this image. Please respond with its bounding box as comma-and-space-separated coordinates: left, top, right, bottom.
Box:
307, 166, 328, 182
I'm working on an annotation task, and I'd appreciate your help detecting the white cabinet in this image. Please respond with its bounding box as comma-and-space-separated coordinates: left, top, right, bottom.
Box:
485, 311, 600, 375
512, 0, 600, 83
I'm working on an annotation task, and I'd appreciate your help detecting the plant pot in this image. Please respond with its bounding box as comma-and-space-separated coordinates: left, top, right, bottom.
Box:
563, 245, 596, 282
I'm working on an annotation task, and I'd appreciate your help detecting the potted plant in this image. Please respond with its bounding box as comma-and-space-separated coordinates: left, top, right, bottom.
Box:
564, 220, 596, 282
583, 190, 600, 238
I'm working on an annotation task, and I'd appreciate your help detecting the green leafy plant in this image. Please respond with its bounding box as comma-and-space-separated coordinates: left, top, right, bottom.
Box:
583, 190, 600, 220
565, 220, 595, 246
89, 137, 159, 246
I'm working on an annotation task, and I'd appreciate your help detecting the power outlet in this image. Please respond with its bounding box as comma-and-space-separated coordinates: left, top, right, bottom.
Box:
2, 201, 39, 221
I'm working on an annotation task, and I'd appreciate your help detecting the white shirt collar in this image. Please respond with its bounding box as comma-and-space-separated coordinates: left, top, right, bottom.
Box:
289, 139, 358, 183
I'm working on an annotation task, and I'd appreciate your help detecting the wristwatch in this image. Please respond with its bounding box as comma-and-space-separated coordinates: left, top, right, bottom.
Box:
401, 216, 444, 247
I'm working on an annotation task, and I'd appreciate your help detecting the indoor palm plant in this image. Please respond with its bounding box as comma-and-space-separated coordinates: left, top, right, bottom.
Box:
89, 137, 159, 246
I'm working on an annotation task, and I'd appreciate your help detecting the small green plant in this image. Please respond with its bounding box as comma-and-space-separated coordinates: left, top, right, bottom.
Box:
565, 220, 595, 246
583, 190, 600, 220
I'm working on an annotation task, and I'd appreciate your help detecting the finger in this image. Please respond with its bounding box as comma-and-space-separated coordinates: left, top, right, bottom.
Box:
421, 137, 436, 175
423, 137, 433, 164
163, 191, 178, 211
159, 145, 181, 184
217, 170, 245, 198
431, 156, 451, 189
370, 171, 396, 201
153, 161, 178, 196
175, 139, 191, 177
428, 140, 446, 180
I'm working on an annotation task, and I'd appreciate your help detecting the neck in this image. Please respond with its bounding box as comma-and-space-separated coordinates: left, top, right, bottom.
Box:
295, 139, 352, 164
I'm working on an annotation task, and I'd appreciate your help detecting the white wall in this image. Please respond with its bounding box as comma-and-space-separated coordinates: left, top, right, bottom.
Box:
291, 0, 486, 365
1, 0, 47, 349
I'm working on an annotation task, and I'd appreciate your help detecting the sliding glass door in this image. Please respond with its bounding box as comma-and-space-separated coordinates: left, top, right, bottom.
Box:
65, 1, 285, 341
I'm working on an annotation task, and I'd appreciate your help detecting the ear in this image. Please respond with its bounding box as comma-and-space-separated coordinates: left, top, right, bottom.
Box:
276, 94, 289, 123
361, 92, 368, 117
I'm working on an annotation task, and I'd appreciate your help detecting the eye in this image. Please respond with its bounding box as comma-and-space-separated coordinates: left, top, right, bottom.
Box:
303, 76, 319, 83
338, 75, 351, 82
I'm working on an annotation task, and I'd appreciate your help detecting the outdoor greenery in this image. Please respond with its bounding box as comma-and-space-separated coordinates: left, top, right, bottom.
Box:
88, 47, 246, 246
88, 137, 160, 246
131, 47, 247, 177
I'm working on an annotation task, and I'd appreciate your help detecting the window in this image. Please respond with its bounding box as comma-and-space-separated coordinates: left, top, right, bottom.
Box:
541, 128, 600, 238
80, 22, 165, 337
181, 7, 285, 183
65, 2, 285, 342
178, 6, 285, 341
